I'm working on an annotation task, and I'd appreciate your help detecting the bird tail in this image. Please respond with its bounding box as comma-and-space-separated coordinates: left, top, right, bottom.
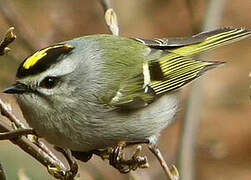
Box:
148, 28, 251, 95
170, 28, 251, 56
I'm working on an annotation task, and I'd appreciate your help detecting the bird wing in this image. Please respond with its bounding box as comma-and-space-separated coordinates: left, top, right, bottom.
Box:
102, 28, 251, 109
148, 53, 222, 95
102, 61, 156, 109
103, 52, 221, 109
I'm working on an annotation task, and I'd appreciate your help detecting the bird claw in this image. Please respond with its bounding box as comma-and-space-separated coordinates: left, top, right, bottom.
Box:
47, 165, 67, 179
109, 142, 149, 173
54, 147, 79, 179
47, 165, 76, 180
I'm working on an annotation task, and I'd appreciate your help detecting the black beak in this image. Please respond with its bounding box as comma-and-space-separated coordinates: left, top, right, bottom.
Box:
3, 82, 28, 94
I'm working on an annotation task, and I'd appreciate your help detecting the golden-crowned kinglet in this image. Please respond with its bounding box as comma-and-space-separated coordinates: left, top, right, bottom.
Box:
3, 28, 251, 153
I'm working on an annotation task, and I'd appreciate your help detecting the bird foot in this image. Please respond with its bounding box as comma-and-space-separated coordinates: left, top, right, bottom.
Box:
54, 147, 79, 179
108, 142, 149, 173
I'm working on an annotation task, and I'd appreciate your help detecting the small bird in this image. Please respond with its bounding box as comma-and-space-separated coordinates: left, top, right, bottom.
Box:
3, 28, 251, 174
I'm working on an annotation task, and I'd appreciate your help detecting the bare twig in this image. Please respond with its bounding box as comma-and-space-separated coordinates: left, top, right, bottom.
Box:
0, 119, 11, 132
149, 144, 179, 180
0, 0, 40, 51
0, 162, 6, 180
0, 27, 16, 55
98, 0, 119, 35
177, 0, 226, 180
0, 116, 69, 178
0, 128, 35, 140
0, 98, 26, 129
55, 148, 78, 178
0, 99, 78, 179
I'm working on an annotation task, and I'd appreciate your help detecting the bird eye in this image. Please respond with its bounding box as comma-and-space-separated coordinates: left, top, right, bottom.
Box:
40, 76, 59, 89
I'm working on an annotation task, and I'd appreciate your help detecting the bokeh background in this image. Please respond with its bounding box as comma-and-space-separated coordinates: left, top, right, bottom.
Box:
0, 0, 251, 179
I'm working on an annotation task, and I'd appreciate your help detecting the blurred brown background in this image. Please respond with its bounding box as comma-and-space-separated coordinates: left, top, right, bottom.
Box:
0, 0, 251, 179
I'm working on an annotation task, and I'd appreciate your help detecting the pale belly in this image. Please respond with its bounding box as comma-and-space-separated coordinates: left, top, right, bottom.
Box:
18, 92, 179, 152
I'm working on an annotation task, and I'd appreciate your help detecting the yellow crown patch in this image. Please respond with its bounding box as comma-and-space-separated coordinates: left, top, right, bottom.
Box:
23, 44, 73, 69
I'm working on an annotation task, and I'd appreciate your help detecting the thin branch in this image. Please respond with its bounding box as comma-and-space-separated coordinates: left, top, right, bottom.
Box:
98, 0, 119, 35
149, 144, 179, 180
0, 102, 76, 179
0, 119, 11, 132
0, 0, 40, 51
0, 117, 68, 177
0, 128, 35, 140
0, 98, 26, 129
177, 0, 226, 180
0, 27, 16, 55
